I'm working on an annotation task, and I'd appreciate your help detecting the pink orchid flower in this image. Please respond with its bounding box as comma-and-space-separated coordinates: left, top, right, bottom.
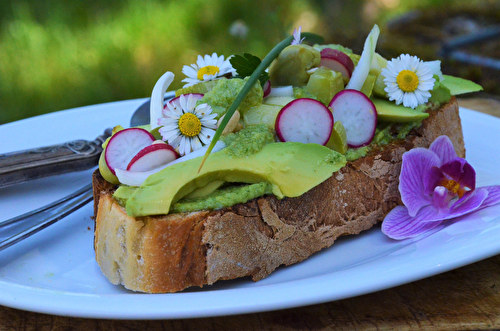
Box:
382, 135, 500, 240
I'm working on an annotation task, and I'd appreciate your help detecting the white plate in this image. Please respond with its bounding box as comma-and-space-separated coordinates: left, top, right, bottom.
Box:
0, 101, 499, 319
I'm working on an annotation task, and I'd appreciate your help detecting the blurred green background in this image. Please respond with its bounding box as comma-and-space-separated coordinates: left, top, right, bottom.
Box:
0, 0, 498, 124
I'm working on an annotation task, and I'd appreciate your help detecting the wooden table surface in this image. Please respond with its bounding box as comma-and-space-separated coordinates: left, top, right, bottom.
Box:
1, 97, 500, 331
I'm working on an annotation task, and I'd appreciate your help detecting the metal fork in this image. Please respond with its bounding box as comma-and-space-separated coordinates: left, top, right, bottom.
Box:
0, 184, 93, 251
0, 94, 173, 251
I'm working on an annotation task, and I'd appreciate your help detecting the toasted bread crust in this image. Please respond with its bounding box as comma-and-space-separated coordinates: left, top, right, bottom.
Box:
93, 98, 464, 293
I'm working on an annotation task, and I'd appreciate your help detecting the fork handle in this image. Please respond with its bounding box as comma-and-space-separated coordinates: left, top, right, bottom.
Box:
0, 184, 93, 251
0, 129, 112, 188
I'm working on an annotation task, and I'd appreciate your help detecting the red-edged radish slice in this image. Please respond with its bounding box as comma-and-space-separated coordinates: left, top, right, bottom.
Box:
320, 48, 354, 79
115, 140, 227, 187
150, 71, 174, 130
105, 128, 155, 175
263, 80, 271, 98
328, 89, 377, 148
164, 93, 204, 110
275, 98, 333, 145
127, 143, 178, 172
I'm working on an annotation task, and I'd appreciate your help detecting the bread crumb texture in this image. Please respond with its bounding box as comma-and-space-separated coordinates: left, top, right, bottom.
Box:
93, 98, 464, 293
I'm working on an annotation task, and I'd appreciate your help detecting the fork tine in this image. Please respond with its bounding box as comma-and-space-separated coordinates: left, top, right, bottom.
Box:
0, 184, 93, 251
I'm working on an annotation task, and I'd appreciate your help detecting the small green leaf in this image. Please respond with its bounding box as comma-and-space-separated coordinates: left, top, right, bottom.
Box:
230, 53, 269, 87
231, 53, 261, 77
441, 75, 483, 95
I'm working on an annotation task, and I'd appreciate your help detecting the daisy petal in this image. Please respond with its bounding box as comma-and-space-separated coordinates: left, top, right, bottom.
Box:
403, 92, 418, 109
191, 136, 202, 151
160, 123, 181, 131
169, 135, 181, 149
392, 89, 404, 105
179, 136, 189, 156
182, 66, 198, 78
161, 131, 180, 144
199, 127, 216, 144
414, 91, 428, 105
182, 79, 200, 88
196, 54, 205, 67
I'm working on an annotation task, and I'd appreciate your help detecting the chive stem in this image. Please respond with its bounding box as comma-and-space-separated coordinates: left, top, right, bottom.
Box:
197, 32, 322, 172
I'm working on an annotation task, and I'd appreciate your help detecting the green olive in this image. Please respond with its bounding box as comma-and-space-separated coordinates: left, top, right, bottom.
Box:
325, 121, 348, 154
360, 72, 377, 98
242, 104, 282, 129
305, 67, 344, 105
269, 44, 321, 87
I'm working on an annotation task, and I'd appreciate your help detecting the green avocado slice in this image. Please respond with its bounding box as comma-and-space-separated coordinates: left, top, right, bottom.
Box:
118, 142, 346, 217
372, 98, 430, 122
441, 75, 483, 95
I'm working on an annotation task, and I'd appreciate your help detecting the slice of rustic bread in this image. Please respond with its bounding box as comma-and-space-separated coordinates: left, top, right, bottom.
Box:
92, 97, 464, 293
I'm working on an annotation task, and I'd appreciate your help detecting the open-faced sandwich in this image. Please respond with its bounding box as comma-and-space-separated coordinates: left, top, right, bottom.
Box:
92, 25, 494, 293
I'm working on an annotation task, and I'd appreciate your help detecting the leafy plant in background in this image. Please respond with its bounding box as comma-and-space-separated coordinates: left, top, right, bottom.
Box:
0, 0, 494, 124
0, 0, 314, 124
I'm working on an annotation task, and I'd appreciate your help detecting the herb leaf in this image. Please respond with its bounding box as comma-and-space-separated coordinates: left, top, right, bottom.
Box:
230, 53, 270, 87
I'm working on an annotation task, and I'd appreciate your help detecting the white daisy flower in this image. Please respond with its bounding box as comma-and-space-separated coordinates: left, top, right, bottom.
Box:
381, 54, 436, 109
291, 26, 304, 45
158, 94, 218, 156
181, 53, 236, 88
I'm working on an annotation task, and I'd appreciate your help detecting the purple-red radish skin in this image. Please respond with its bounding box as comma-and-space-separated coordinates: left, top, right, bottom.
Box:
328, 89, 377, 148
319, 48, 355, 79
263, 80, 271, 98
127, 144, 178, 172
275, 98, 333, 146
105, 128, 155, 175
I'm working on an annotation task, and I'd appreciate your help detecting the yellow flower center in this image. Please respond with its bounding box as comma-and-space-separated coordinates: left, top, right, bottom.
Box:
178, 113, 202, 137
197, 65, 220, 80
396, 70, 419, 92
440, 179, 466, 198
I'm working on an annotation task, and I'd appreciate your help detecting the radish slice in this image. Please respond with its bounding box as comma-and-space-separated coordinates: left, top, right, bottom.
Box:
165, 93, 204, 110
263, 80, 271, 98
275, 98, 333, 145
127, 143, 178, 171
150, 71, 174, 130
115, 141, 227, 187
267, 85, 294, 98
105, 128, 155, 175
346, 25, 380, 91
320, 48, 354, 79
328, 89, 377, 148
